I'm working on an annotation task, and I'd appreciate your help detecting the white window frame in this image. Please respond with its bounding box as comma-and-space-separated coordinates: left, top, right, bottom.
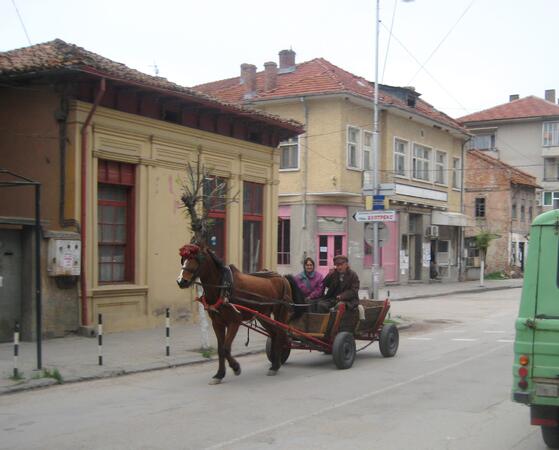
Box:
543, 121, 559, 147
394, 138, 408, 178
468, 133, 495, 150
543, 191, 559, 207
434, 150, 447, 185
452, 157, 461, 190
279, 137, 299, 171
544, 157, 559, 181
362, 131, 373, 171
347, 125, 361, 170
412, 143, 431, 182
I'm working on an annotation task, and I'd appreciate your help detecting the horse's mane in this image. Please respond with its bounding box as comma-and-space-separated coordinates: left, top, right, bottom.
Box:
284, 274, 306, 319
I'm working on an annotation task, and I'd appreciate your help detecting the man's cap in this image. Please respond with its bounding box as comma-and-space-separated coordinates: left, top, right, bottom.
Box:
333, 254, 348, 263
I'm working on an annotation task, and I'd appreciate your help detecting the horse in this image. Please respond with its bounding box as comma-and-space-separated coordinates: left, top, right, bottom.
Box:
176, 243, 296, 384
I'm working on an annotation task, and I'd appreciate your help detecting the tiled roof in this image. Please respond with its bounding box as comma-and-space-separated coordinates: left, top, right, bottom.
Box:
0, 39, 303, 132
195, 58, 466, 133
459, 96, 559, 123
468, 150, 541, 188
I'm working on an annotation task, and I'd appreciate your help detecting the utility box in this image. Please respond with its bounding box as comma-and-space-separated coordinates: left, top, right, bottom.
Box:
47, 239, 81, 276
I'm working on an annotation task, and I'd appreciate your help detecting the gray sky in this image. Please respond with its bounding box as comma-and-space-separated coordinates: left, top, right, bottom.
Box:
1, 0, 557, 118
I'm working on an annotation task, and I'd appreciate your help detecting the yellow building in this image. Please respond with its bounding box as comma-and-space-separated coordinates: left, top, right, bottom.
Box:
0, 40, 302, 340
197, 50, 470, 289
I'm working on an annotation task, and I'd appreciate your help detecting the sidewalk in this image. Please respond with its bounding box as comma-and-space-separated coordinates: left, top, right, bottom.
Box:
0, 278, 523, 395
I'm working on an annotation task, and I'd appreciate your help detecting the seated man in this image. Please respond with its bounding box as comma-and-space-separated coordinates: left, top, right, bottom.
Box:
313, 255, 360, 313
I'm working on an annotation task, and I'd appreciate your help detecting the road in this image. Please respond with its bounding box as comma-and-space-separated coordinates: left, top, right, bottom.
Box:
0, 288, 547, 449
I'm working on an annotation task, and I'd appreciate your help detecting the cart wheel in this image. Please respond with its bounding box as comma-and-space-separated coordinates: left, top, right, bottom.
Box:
542, 425, 559, 449
379, 323, 399, 357
332, 332, 356, 369
265, 337, 291, 365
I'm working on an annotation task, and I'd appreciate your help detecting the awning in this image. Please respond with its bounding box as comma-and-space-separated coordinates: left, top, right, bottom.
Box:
431, 211, 468, 227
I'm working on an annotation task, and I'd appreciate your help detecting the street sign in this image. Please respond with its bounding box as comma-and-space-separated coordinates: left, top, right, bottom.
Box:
373, 195, 384, 211
365, 222, 390, 247
352, 210, 396, 222
362, 183, 396, 197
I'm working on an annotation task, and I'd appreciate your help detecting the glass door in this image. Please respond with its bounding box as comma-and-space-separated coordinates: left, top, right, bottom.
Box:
317, 234, 345, 277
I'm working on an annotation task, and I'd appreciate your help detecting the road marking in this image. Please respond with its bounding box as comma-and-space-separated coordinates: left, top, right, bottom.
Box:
483, 330, 506, 334
451, 338, 477, 342
497, 339, 514, 343
204, 344, 508, 449
407, 337, 433, 341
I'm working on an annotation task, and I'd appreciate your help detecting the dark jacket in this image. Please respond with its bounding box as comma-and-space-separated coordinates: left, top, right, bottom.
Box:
323, 268, 360, 309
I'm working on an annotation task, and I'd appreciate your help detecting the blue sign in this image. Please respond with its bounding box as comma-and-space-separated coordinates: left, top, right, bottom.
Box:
373, 195, 385, 211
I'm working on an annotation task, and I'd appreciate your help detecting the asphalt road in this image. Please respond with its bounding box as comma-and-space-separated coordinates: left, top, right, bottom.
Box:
0, 288, 547, 450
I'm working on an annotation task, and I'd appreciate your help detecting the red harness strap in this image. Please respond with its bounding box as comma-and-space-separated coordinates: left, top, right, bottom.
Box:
195, 295, 225, 312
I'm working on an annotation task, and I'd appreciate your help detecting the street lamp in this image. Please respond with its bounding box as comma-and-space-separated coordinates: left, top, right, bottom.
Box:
370, 0, 414, 299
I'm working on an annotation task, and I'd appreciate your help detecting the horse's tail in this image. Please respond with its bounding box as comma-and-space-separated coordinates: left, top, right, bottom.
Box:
284, 274, 306, 320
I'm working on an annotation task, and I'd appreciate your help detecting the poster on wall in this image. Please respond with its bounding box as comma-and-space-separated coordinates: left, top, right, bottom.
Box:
399, 250, 409, 274
422, 243, 431, 268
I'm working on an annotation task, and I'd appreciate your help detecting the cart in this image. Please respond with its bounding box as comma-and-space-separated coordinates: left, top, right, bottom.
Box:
234, 298, 399, 370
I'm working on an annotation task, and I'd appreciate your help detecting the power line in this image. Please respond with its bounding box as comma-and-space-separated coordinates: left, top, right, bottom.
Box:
11, 0, 32, 46
407, 0, 476, 85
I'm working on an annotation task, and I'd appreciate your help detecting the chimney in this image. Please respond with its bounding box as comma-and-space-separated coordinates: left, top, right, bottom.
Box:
545, 89, 556, 103
278, 49, 296, 73
240, 63, 257, 99
264, 61, 277, 91
509, 94, 519, 102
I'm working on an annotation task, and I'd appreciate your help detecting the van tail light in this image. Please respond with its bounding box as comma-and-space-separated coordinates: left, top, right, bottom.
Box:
518, 355, 530, 390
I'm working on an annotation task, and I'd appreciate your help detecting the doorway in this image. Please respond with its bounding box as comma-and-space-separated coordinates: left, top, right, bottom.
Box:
0, 229, 22, 342
317, 234, 346, 277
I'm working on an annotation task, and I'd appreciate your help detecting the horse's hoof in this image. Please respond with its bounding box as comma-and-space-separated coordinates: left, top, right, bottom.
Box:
234, 367, 241, 376
209, 378, 222, 385
267, 369, 278, 376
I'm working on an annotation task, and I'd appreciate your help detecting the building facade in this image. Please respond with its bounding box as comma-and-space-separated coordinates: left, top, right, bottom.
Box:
464, 150, 540, 278
196, 50, 470, 289
0, 40, 301, 341
459, 90, 559, 212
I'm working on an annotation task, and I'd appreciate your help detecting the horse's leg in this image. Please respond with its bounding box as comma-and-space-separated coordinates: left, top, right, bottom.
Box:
210, 317, 227, 385
223, 319, 242, 376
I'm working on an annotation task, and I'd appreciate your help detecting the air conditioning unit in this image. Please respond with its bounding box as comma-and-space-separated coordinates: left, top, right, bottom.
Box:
426, 225, 439, 238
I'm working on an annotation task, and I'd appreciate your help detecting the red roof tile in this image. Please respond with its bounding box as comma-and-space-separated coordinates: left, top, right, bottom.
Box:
468, 150, 541, 188
195, 58, 466, 133
459, 96, 559, 123
0, 39, 303, 132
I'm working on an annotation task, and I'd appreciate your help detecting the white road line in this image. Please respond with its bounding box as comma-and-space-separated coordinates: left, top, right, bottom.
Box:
204, 344, 508, 450
451, 338, 478, 342
483, 330, 506, 334
497, 339, 514, 343
407, 337, 433, 341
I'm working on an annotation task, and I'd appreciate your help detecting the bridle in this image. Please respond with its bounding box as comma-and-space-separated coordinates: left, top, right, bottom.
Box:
178, 244, 205, 288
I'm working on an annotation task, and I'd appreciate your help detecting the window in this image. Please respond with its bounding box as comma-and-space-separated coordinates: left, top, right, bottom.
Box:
97, 160, 135, 283
412, 144, 431, 181
452, 157, 461, 189
204, 176, 227, 260
469, 133, 495, 150
544, 157, 559, 181
512, 203, 517, 219
465, 238, 480, 267
277, 218, 290, 265
543, 122, 559, 147
243, 182, 264, 273
475, 197, 486, 218
363, 131, 372, 170
279, 137, 299, 170
520, 203, 525, 222
435, 150, 447, 184
543, 191, 559, 208
347, 126, 360, 169
529, 204, 533, 222
394, 139, 408, 177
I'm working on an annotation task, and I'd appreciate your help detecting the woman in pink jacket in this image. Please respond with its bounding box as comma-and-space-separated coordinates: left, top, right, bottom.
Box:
294, 257, 324, 302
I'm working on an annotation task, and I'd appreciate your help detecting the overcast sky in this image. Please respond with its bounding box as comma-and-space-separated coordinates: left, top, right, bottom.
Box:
1, 0, 557, 119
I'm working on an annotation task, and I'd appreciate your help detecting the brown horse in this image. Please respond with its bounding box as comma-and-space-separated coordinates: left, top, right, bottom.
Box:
176, 243, 294, 384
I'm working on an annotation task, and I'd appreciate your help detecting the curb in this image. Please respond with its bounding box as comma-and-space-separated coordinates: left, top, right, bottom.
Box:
390, 284, 522, 301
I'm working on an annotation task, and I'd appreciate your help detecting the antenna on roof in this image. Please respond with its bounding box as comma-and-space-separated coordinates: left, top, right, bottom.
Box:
149, 62, 160, 76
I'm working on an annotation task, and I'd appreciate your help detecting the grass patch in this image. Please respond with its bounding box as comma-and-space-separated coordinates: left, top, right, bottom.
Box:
485, 271, 508, 280
32, 368, 64, 384
9, 371, 25, 382
195, 347, 216, 359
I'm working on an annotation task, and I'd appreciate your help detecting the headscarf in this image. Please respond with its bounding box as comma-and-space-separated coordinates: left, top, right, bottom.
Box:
300, 257, 316, 290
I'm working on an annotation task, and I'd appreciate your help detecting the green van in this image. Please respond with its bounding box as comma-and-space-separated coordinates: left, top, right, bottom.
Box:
513, 209, 559, 448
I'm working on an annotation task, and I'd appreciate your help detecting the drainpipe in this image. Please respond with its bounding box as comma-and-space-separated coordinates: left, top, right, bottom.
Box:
458, 138, 470, 281
301, 97, 309, 229
80, 78, 106, 327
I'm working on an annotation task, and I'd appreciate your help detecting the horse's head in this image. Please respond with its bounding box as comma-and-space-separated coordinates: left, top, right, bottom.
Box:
176, 244, 204, 288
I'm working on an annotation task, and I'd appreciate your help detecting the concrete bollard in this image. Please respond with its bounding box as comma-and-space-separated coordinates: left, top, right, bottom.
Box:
165, 308, 170, 357
98, 314, 103, 366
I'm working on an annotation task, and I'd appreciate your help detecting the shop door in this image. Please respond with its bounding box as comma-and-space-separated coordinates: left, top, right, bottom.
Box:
317, 235, 345, 277
0, 229, 22, 342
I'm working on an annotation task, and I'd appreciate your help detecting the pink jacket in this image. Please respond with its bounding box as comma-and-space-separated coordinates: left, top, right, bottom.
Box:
294, 271, 324, 299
